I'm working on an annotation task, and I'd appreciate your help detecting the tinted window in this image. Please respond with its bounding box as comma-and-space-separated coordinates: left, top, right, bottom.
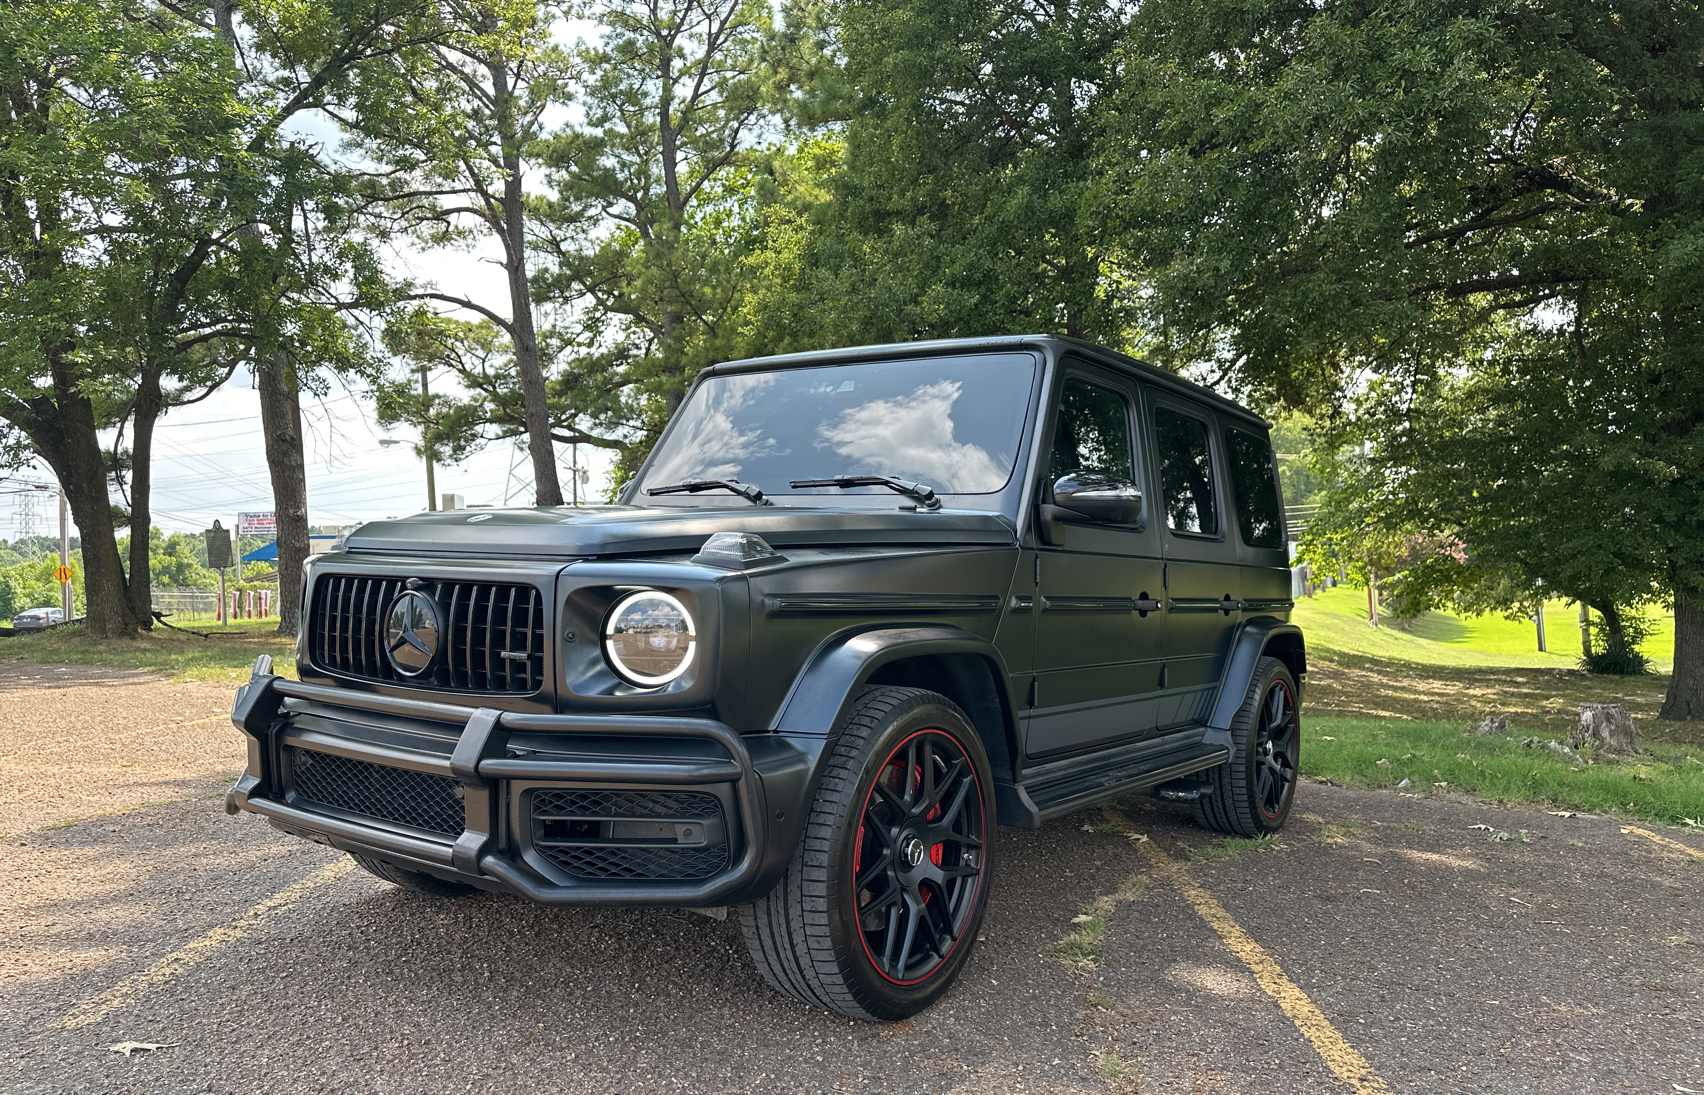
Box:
1226, 427, 1283, 547
1155, 407, 1218, 535
1048, 377, 1134, 483
638, 353, 1035, 499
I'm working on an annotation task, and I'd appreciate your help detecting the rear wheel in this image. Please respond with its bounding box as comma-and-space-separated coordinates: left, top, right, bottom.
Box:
739, 687, 993, 1020
1193, 656, 1300, 836
351, 853, 477, 897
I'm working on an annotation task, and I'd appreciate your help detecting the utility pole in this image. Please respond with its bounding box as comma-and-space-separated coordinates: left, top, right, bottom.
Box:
421, 363, 436, 511
58, 489, 71, 620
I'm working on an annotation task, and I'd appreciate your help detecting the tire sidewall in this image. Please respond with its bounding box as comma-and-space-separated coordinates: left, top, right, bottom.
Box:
827, 693, 995, 1019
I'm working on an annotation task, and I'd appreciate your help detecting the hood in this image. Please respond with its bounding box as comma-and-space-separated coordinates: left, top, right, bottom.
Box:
341, 505, 1018, 559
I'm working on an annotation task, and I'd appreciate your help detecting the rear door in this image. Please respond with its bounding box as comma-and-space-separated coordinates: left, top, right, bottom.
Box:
1145, 396, 1242, 730
1024, 364, 1166, 758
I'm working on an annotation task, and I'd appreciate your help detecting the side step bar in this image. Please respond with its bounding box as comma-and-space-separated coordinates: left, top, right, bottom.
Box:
1016, 732, 1230, 824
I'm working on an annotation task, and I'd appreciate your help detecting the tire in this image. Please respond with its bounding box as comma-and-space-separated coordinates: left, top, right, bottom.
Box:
351, 852, 478, 897
1193, 656, 1301, 836
739, 687, 994, 1021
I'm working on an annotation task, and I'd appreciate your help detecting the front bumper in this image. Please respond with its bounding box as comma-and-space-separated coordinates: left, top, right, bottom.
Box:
226, 659, 814, 907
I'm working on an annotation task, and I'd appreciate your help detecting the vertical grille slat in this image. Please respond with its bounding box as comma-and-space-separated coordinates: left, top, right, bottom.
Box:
467, 583, 482, 690
308, 574, 545, 694
483, 585, 497, 689
503, 586, 517, 691
524, 589, 538, 691
446, 583, 463, 688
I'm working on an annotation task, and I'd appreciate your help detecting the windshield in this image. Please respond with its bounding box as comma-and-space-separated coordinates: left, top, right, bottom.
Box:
637, 353, 1037, 501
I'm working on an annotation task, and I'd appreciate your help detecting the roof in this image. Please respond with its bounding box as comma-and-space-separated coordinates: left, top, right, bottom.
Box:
698, 334, 1270, 429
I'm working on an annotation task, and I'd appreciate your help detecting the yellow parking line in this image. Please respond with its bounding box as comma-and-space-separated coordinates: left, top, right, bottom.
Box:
56, 858, 353, 1030
1103, 807, 1395, 1095
1621, 825, 1704, 861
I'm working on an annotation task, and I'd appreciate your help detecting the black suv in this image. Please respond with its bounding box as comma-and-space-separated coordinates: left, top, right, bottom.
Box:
228, 335, 1303, 1021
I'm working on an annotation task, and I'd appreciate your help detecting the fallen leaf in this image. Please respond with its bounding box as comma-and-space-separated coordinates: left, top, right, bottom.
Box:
1070, 915, 1094, 924
108, 1042, 177, 1057
1125, 833, 1150, 843
1375, 759, 1391, 768
1319, 736, 1336, 741
1548, 811, 1577, 818
1470, 824, 1496, 831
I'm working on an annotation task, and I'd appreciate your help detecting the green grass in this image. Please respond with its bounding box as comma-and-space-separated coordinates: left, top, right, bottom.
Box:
0, 618, 296, 682
1293, 586, 1674, 669
1293, 585, 1704, 824
1189, 835, 1280, 862
1292, 586, 1699, 748
1306, 715, 1704, 826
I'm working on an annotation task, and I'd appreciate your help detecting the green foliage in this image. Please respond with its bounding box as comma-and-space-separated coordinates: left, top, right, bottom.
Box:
737, 0, 1137, 358
1584, 611, 1654, 677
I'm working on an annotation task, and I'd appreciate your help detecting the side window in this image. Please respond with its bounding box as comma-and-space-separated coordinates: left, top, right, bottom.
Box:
1155, 407, 1218, 535
1048, 377, 1134, 483
1225, 427, 1283, 548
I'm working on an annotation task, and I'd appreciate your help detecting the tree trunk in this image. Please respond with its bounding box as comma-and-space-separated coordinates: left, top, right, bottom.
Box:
124, 366, 164, 629
1660, 579, 1704, 720
258, 352, 309, 636
1598, 602, 1625, 648
17, 356, 143, 637
491, 61, 562, 508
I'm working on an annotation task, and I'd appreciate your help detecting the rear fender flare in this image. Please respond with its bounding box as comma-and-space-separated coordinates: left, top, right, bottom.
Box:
1204, 618, 1307, 749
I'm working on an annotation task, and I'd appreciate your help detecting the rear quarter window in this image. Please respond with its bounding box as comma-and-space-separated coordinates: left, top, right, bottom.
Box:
1225, 427, 1283, 548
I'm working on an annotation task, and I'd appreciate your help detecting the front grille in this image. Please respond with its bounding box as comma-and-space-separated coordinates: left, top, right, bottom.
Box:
309, 575, 547, 693
531, 789, 730, 881
289, 748, 465, 837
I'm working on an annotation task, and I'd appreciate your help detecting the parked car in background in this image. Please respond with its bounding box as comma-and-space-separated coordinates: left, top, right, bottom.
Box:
11, 607, 65, 630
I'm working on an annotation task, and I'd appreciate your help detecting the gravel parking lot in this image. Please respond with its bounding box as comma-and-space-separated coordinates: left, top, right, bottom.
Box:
3, 665, 1700, 1094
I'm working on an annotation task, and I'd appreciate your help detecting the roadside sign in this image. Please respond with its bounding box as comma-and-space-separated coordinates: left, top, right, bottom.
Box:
53, 564, 72, 585
205, 520, 234, 569
238, 511, 276, 537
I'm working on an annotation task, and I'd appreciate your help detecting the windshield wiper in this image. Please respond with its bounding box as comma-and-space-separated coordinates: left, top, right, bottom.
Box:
789, 475, 941, 511
644, 479, 772, 506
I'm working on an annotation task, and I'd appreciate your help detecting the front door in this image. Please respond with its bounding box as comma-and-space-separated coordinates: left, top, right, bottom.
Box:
1025, 367, 1166, 758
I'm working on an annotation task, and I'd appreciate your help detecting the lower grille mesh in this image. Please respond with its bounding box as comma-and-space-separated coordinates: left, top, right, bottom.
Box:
531, 789, 729, 881
290, 748, 465, 837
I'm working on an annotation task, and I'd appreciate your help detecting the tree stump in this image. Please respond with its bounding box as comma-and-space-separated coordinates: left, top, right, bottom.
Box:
1571, 703, 1641, 755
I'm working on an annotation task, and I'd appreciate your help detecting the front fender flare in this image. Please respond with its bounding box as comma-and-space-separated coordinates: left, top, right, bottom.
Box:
768, 624, 1016, 739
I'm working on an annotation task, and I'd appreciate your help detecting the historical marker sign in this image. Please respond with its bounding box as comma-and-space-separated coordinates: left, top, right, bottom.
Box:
205, 520, 233, 569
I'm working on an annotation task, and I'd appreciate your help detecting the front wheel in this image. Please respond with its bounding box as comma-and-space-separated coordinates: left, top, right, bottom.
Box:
739, 687, 994, 1020
1193, 656, 1300, 836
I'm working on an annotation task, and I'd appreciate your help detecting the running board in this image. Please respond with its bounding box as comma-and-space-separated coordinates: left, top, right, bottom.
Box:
1018, 734, 1230, 823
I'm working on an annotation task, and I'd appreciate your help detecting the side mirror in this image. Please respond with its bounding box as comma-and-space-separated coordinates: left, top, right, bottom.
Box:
1048, 471, 1144, 526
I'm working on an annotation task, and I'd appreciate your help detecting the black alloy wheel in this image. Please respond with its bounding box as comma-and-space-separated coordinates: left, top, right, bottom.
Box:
1193, 656, 1301, 836
739, 687, 994, 1020
853, 728, 986, 985
1252, 673, 1299, 821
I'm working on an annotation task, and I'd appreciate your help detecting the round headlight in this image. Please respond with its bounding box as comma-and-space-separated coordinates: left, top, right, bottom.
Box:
603, 590, 696, 686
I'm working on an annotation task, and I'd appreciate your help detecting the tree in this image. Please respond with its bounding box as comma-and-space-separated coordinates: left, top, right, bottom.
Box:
338, 0, 569, 505
736, 0, 1136, 358
530, 0, 774, 482
2, 0, 428, 637
1108, 0, 1704, 716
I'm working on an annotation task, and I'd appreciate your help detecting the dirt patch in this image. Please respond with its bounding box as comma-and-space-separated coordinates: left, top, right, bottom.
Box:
0, 663, 242, 836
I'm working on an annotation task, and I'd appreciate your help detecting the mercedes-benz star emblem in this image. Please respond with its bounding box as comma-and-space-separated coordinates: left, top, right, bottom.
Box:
385, 590, 442, 677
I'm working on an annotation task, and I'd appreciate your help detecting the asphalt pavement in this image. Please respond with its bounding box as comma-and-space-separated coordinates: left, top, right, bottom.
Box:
4, 768, 1701, 1095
